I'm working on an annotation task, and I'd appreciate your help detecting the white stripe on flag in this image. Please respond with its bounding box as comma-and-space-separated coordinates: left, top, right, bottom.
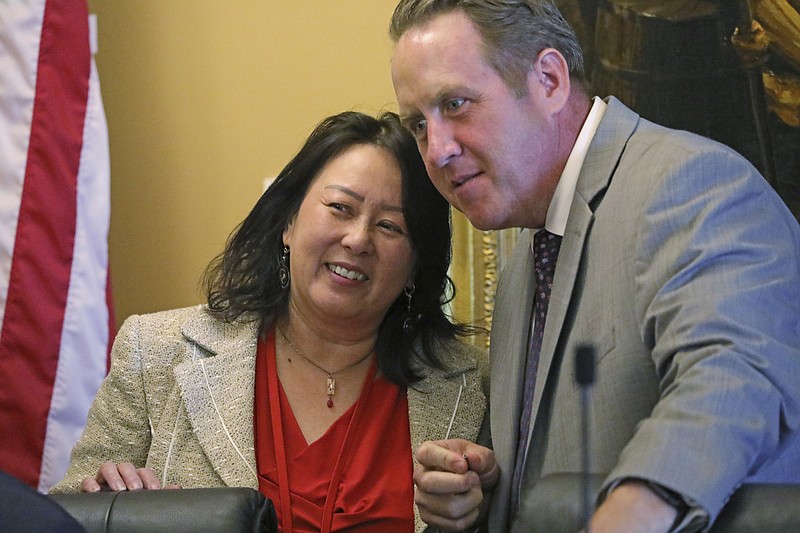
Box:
0, 0, 46, 328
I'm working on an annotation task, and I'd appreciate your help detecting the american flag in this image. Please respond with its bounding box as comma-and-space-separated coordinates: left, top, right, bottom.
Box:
0, 0, 113, 492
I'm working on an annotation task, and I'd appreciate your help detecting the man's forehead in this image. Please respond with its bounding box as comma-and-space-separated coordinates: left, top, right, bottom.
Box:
391, 14, 485, 88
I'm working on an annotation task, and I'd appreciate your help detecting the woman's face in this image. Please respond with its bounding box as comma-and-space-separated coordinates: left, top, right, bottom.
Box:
283, 144, 416, 332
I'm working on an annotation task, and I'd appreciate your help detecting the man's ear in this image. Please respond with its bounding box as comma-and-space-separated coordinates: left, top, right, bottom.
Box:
528, 48, 571, 114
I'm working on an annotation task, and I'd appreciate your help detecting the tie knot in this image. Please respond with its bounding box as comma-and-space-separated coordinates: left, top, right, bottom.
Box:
533, 230, 562, 276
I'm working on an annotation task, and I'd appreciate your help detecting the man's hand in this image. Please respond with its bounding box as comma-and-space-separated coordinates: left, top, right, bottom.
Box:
81, 461, 181, 492
587, 479, 677, 533
414, 439, 499, 531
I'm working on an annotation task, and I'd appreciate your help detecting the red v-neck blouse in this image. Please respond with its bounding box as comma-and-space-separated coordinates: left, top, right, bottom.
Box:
254, 328, 414, 532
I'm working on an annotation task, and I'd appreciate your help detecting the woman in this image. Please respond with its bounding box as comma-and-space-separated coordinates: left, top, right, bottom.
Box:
51, 111, 489, 532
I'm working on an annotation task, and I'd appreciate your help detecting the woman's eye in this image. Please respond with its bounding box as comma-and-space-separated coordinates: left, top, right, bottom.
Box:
328, 202, 348, 213
378, 221, 405, 234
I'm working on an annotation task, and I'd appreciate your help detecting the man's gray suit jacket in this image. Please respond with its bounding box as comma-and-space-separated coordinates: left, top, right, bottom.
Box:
489, 97, 800, 531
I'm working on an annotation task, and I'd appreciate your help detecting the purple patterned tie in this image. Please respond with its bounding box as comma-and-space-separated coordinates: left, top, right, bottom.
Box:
510, 229, 562, 516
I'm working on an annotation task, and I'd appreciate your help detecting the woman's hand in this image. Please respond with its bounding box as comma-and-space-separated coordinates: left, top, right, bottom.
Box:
80, 461, 181, 492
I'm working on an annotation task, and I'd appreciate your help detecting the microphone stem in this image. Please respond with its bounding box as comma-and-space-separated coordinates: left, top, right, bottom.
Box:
581, 385, 592, 533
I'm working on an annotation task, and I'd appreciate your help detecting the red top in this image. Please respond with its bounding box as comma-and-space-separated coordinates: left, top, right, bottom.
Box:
254, 327, 414, 533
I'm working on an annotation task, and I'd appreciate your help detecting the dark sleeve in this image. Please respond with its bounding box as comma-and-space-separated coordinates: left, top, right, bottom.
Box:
0, 470, 86, 532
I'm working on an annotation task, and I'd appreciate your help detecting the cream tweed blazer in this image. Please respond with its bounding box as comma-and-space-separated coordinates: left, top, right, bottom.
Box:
52, 305, 489, 532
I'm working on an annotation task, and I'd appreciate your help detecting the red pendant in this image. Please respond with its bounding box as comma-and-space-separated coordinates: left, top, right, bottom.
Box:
326, 377, 335, 408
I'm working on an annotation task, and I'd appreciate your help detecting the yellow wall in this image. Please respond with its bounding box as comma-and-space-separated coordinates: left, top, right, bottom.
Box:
88, 1, 403, 325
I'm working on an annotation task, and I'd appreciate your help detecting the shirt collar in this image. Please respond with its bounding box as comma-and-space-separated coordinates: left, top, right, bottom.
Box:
541, 96, 607, 238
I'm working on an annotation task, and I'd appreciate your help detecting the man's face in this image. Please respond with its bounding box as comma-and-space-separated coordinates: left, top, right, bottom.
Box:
391, 11, 562, 230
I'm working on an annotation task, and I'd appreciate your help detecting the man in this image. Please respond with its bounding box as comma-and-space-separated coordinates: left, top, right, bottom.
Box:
389, 1, 800, 531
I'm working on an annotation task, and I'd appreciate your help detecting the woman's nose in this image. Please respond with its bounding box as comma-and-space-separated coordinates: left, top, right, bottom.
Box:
341, 221, 374, 255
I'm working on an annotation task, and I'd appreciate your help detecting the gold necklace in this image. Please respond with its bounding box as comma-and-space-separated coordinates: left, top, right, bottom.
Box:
277, 325, 374, 408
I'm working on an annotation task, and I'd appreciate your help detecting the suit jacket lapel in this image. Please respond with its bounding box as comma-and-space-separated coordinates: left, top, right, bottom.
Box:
489, 228, 537, 495
173, 313, 259, 488
528, 97, 640, 449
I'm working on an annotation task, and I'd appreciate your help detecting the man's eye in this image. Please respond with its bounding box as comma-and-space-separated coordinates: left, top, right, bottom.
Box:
445, 99, 465, 111
412, 118, 427, 135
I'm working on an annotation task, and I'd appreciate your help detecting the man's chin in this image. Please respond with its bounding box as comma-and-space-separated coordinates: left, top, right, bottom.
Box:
462, 210, 504, 232
447, 196, 508, 230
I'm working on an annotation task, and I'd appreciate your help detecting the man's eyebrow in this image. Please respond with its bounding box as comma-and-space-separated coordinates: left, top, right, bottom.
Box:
398, 113, 420, 131
399, 86, 465, 127
324, 184, 403, 212
399, 111, 416, 123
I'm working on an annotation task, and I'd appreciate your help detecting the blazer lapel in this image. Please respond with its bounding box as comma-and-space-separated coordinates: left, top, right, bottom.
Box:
408, 372, 464, 447
173, 314, 259, 488
408, 344, 480, 446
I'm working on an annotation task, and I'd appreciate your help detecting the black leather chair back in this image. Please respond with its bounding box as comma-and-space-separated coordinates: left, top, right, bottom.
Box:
512, 473, 800, 532
50, 487, 277, 533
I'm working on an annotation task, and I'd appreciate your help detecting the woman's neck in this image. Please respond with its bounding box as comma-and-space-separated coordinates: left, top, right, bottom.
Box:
276, 311, 378, 371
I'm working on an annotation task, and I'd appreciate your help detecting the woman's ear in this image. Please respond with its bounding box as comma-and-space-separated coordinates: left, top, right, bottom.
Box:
406, 260, 417, 291
282, 221, 293, 247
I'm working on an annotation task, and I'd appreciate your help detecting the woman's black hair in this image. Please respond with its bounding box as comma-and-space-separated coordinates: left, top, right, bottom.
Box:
203, 110, 472, 386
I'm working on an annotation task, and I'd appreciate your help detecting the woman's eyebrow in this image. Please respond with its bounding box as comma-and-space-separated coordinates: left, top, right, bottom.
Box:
325, 184, 364, 202
324, 184, 403, 212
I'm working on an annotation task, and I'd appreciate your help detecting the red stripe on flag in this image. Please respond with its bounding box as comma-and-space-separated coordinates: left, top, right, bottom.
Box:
0, 0, 89, 487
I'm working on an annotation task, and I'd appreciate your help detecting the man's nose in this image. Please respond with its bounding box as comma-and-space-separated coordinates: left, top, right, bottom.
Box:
425, 120, 460, 168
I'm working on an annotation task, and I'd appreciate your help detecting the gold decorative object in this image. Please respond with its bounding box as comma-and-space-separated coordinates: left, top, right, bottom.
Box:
741, 0, 800, 127
754, 0, 800, 70
763, 69, 800, 127
450, 210, 518, 349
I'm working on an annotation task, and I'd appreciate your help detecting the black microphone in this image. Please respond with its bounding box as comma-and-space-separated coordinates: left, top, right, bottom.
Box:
575, 344, 596, 532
